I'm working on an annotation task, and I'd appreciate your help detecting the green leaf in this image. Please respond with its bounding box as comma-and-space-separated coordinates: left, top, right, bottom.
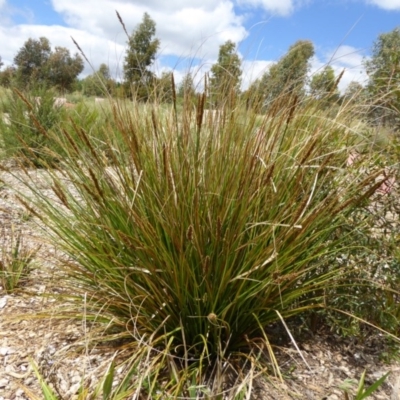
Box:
102, 361, 115, 400
355, 369, 366, 396
30, 361, 59, 400
355, 371, 390, 400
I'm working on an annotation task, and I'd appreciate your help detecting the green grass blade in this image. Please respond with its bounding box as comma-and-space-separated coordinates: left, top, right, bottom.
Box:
355, 371, 390, 400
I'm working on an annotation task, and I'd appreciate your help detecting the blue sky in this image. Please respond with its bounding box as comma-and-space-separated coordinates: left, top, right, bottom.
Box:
239, 2, 399, 58
0, 0, 399, 90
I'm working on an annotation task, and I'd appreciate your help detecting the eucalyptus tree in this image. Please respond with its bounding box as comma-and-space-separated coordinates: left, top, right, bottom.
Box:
210, 40, 242, 107
257, 40, 315, 107
364, 27, 400, 126
123, 12, 160, 100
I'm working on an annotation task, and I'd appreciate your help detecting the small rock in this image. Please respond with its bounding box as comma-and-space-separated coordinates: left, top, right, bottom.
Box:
0, 378, 9, 388
0, 347, 10, 356
38, 285, 46, 294
58, 378, 69, 394
69, 382, 81, 395
24, 377, 34, 385
326, 395, 339, 400
0, 296, 8, 309
70, 374, 81, 384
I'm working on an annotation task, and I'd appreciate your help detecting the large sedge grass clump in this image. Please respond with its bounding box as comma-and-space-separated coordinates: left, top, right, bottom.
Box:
15, 91, 388, 395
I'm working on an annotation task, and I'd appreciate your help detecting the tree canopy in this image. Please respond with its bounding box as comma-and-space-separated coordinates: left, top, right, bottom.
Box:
252, 40, 315, 109
123, 12, 160, 100
178, 72, 196, 101
0, 67, 16, 88
13, 37, 83, 91
309, 65, 340, 106
83, 64, 115, 96
364, 27, 400, 126
156, 71, 174, 103
46, 46, 84, 92
210, 40, 242, 107
14, 37, 52, 86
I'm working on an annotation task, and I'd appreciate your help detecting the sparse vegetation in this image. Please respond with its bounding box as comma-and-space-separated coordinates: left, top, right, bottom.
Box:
339, 370, 390, 400
0, 225, 39, 293
0, 87, 68, 165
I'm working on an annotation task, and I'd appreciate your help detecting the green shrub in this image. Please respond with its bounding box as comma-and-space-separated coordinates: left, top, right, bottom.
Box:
318, 138, 400, 338
0, 87, 66, 165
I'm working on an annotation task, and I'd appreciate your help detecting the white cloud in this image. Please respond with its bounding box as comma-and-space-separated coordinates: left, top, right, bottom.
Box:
236, 0, 311, 16
50, 0, 247, 60
366, 0, 400, 10
0, 0, 248, 79
155, 3, 246, 59
326, 45, 365, 68
236, 0, 295, 15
